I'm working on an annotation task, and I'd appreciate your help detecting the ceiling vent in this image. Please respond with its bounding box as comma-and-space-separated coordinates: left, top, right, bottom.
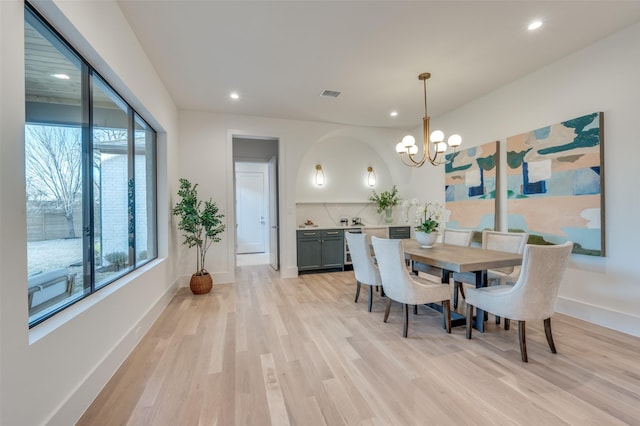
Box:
320, 89, 341, 98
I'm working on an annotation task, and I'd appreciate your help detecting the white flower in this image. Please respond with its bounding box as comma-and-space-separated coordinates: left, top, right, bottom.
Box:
414, 200, 443, 233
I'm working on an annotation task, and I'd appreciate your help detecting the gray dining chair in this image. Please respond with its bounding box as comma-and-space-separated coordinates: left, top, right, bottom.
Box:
371, 236, 451, 337
452, 230, 528, 309
465, 241, 573, 362
345, 231, 382, 312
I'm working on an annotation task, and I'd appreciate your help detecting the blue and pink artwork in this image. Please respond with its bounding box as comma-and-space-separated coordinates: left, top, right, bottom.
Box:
445, 141, 498, 233
506, 112, 604, 256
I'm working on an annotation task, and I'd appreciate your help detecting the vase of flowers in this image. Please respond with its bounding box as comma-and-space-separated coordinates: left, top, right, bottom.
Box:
369, 185, 400, 224
415, 201, 443, 248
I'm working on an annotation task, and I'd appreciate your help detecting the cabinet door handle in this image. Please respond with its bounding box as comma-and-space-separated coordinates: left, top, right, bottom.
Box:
326, 231, 339, 235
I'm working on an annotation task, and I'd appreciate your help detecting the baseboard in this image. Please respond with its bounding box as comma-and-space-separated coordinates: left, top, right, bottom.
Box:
556, 296, 640, 338
280, 266, 299, 279
47, 278, 179, 425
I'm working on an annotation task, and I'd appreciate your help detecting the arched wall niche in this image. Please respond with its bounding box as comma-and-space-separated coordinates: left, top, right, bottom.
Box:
295, 129, 410, 227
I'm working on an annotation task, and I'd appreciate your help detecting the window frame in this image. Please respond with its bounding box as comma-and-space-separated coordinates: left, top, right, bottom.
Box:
25, 2, 158, 328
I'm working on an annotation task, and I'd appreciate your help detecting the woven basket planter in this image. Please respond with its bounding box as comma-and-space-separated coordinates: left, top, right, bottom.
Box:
190, 272, 213, 294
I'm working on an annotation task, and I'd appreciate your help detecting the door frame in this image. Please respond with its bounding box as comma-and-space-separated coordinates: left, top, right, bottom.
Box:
229, 133, 280, 276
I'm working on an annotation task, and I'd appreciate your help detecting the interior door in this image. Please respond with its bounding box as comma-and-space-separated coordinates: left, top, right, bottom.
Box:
268, 155, 279, 270
236, 165, 268, 253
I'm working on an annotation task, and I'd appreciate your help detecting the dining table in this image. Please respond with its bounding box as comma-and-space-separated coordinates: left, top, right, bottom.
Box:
402, 239, 523, 332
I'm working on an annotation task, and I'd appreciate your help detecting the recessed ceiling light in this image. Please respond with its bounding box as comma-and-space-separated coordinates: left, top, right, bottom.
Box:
528, 20, 543, 31
230, 92, 239, 100
390, 111, 398, 117
51, 73, 70, 80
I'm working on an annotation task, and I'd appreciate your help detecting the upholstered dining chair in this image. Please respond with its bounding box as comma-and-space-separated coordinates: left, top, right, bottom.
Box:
371, 236, 451, 337
345, 232, 382, 312
464, 241, 573, 362
452, 230, 529, 309
443, 228, 474, 247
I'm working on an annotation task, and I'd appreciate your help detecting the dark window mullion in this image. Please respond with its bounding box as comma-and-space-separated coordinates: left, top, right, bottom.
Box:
128, 111, 136, 268
83, 66, 94, 293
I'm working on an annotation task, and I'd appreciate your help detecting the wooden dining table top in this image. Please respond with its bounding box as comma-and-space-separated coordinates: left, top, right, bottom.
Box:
402, 239, 523, 273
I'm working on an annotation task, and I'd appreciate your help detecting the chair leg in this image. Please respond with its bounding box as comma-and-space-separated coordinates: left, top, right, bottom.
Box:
413, 305, 418, 315
453, 281, 460, 309
504, 318, 510, 330
465, 304, 473, 339
383, 299, 391, 322
354, 281, 361, 303
544, 318, 557, 354
518, 320, 528, 362
368, 285, 373, 312
443, 300, 451, 333
458, 283, 466, 299
403, 304, 409, 338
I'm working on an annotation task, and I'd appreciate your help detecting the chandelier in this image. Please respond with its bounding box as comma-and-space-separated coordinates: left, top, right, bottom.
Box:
395, 73, 462, 167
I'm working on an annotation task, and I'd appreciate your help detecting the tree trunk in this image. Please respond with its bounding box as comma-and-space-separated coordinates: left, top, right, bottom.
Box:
66, 214, 76, 238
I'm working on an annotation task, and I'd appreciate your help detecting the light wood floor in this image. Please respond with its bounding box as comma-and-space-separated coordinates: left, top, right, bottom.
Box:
78, 265, 640, 425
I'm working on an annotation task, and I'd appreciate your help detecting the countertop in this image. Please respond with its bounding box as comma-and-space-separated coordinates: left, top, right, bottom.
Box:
297, 224, 411, 230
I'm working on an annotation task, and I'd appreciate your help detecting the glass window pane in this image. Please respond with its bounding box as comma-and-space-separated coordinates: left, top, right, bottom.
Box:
25, 12, 86, 323
92, 75, 131, 287
25, 4, 158, 326
134, 115, 157, 267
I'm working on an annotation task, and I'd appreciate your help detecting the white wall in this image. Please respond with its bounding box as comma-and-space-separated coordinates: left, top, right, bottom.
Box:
0, 1, 179, 424
177, 111, 410, 281
431, 22, 640, 336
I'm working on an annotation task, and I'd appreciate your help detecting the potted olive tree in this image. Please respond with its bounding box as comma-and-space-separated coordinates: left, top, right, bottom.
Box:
172, 178, 225, 294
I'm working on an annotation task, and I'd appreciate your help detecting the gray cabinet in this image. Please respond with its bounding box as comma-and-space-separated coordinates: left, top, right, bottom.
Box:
389, 226, 411, 239
297, 229, 344, 272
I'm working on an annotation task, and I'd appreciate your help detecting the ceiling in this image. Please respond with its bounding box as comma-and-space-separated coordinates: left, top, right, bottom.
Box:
117, 1, 640, 130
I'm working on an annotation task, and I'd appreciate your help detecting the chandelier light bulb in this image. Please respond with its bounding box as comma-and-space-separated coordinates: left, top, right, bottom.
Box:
430, 130, 445, 143
448, 134, 462, 147
436, 142, 448, 153
408, 145, 418, 155
395, 142, 405, 153
402, 135, 416, 147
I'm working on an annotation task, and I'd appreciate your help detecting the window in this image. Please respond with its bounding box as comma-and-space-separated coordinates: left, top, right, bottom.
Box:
25, 4, 157, 327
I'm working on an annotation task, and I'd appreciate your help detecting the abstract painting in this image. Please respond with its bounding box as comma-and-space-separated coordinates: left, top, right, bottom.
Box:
445, 141, 498, 235
506, 112, 604, 256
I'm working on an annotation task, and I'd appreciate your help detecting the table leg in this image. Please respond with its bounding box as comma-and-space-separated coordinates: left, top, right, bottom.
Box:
423, 268, 466, 327
472, 270, 488, 332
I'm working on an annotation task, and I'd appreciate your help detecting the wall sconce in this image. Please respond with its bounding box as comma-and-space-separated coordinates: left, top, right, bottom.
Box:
367, 166, 376, 187
315, 164, 325, 186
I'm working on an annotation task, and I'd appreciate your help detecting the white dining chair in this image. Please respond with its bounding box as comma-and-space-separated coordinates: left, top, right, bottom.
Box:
465, 241, 573, 362
371, 236, 451, 337
443, 228, 473, 247
452, 230, 528, 309
345, 232, 382, 312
